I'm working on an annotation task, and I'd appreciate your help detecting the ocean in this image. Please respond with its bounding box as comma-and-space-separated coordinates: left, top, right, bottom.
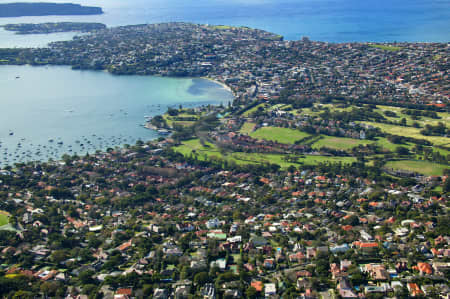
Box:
0, 0, 449, 47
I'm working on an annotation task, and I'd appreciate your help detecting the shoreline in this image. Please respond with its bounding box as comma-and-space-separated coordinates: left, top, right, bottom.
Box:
201, 76, 234, 95
0, 66, 232, 169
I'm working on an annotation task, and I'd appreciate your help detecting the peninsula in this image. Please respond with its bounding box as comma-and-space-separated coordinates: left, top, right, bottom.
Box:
2, 22, 107, 34
0, 3, 103, 18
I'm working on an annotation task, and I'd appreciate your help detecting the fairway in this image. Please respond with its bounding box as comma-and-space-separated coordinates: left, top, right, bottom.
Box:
312, 136, 374, 150
374, 137, 415, 152
174, 139, 221, 157
240, 121, 256, 134
363, 122, 450, 147
385, 160, 448, 176
174, 138, 356, 168
232, 152, 355, 168
174, 138, 447, 174
250, 126, 311, 144
375, 105, 450, 128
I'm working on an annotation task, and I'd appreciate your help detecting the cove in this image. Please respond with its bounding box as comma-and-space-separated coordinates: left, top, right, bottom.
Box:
0, 65, 233, 166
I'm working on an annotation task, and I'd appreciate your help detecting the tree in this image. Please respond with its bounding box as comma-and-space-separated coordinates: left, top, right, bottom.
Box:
78, 270, 96, 285
343, 215, 359, 226
194, 272, 209, 285
233, 210, 244, 221
82, 284, 98, 296
348, 265, 366, 286
315, 251, 330, 278
245, 286, 258, 299
395, 146, 409, 155
143, 284, 153, 297
167, 107, 179, 116
180, 266, 189, 280
50, 249, 69, 264
444, 178, 450, 193
12, 291, 34, 299
40, 281, 63, 297
394, 285, 409, 298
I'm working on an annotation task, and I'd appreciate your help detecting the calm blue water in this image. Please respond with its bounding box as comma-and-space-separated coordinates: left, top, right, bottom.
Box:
0, 65, 232, 166
0, 0, 449, 48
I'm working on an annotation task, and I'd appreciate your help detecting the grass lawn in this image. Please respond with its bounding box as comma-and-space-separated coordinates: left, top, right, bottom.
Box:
171, 121, 196, 127
250, 126, 311, 144
433, 186, 443, 192
300, 155, 356, 165
163, 111, 199, 128
319, 103, 354, 112
0, 211, 10, 226
176, 113, 199, 119
298, 107, 321, 117
267, 104, 286, 110
229, 152, 356, 168
162, 114, 174, 127
211, 25, 235, 30
312, 136, 374, 150
368, 44, 402, 51
374, 137, 415, 152
385, 160, 448, 176
432, 147, 450, 156
174, 139, 221, 157
240, 121, 256, 134
362, 122, 450, 147
242, 103, 267, 117
231, 254, 241, 263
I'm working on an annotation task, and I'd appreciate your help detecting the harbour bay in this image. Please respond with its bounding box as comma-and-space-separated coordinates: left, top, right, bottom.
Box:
0, 65, 233, 166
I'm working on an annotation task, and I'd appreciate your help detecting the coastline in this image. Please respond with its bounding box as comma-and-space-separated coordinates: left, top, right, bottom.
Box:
0, 65, 234, 168
201, 76, 234, 96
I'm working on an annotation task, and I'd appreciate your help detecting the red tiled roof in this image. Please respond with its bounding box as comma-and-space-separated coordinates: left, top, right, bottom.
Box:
342, 225, 353, 231
118, 240, 132, 251
116, 288, 132, 296
358, 242, 378, 248
417, 262, 433, 275
251, 281, 263, 292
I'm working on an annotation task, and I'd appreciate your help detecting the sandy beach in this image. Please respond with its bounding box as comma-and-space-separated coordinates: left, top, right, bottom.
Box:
202, 77, 234, 95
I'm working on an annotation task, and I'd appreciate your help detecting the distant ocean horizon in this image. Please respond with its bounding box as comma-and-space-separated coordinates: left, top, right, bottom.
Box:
0, 0, 449, 48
